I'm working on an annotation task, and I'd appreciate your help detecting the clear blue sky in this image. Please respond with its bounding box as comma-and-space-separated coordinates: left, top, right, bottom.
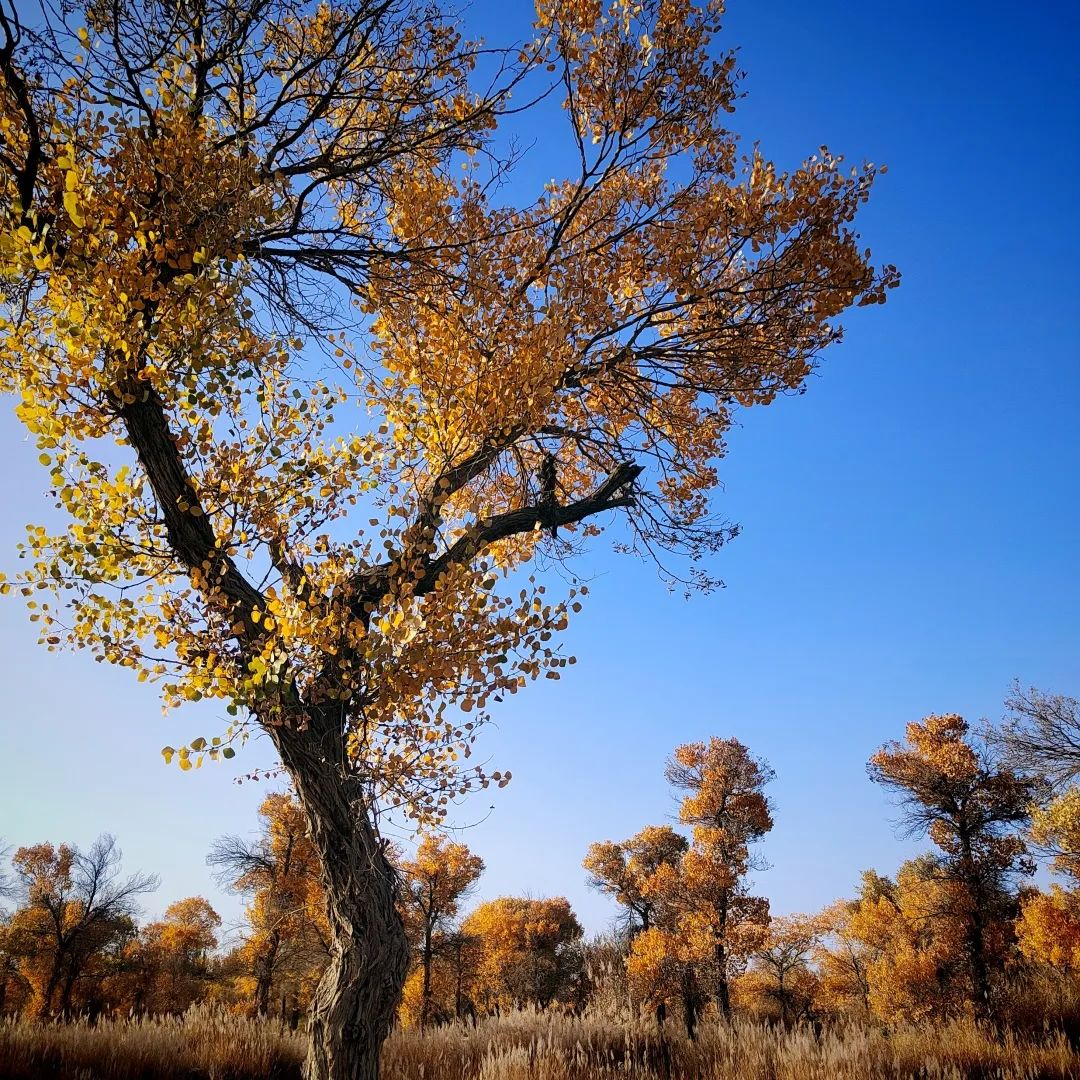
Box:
1, 0, 1077, 940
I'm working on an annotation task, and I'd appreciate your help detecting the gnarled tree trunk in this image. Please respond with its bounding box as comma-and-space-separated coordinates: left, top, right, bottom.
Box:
272, 715, 409, 1080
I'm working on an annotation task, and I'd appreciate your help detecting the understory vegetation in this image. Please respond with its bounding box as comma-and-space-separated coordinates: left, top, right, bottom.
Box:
1, 1008, 1078, 1080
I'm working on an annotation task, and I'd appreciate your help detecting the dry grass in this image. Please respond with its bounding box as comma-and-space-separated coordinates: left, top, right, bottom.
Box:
0, 1009, 305, 1080
384, 1012, 1078, 1080
0, 1007, 1076, 1079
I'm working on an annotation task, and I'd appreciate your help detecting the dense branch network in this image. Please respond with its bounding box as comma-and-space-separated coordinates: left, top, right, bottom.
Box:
0, 0, 895, 821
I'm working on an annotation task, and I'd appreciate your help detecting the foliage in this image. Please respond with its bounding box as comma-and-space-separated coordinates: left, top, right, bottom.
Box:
208, 794, 329, 1015
583, 826, 687, 936
5, 836, 157, 1018
1016, 886, 1080, 973
869, 714, 1036, 1020
460, 897, 584, 1013
397, 834, 484, 1026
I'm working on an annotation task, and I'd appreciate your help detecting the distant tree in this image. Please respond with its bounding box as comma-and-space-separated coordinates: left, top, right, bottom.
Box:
738, 913, 821, 1025
7, 836, 156, 1018
1029, 786, 1080, 881
209, 794, 328, 1016
0, 0, 894, 1070
0, 841, 13, 906
583, 825, 688, 936
461, 897, 582, 1013
991, 685, 1080, 790
665, 737, 774, 1019
833, 858, 968, 1025
399, 835, 484, 1027
134, 897, 221, 1014
869, 715, 1037, 1021
813, 895, 876, 1021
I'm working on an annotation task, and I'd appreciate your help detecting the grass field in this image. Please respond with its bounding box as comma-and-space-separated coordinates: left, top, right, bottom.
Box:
1, 1008, 1077, 1080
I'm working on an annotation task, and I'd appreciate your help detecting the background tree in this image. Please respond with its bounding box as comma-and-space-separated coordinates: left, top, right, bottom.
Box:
6, 836, 156, 1018
665, 737, 774, 1019
991, 686, 1080, 790
209, 794, 329, 1017
736, 913, 821, 1025
813, 895, 877, 1021
461, 897, 583, 1014
869, 715, 1036, 1021
583, 826, 688, 936
132, 897, 221, 1014
1016, 887, 1080, 973
398, 834, 484, 1027
0, 0, 893, 1070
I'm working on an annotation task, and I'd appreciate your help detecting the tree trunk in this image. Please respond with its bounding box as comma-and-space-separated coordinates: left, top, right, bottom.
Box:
421, 924, 434, 1028
713, 896, 731, 1021
253, 929, 281, 1016
714, 938, 730, 1021
967, 910, 994, 1023
58, 963, 78, 1018
40, 953, 63, 1019
272, 718, 409, 1080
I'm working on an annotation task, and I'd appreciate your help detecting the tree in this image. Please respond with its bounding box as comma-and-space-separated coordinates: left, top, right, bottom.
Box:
209, 793, 329, 1016
399, 834, 484, 1026
813, 896, 876, 1021
108, 895, 221, 1014
869, 714, 1036, 1021
583, 825, 688, 936
7, 836, 157, 1018
737, 913, 821, 1025
991, 685, 1080, 790
827, 860, 963, 1025
0, 0, 893, 1071
1030, 786, 1080, 882
665, 737, 774, 1018
460, 896, 582, 1013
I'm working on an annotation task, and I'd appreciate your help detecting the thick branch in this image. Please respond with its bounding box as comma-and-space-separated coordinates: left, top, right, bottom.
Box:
406, 461, 643, 600
117, 381, 265, 627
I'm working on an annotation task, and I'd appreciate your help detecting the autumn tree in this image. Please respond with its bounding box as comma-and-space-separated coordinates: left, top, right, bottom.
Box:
131, 896, 221, 1014
6, 836, 156, 1018
399, 834, 484, 1026
665, 737, 773, 1019
209, 793, 329, 1016
869, 715, 1036, 1021
737, 913, 821, 1025
0, 0, 893, 1070
813, 895, 876, 1021
461, 896, 583, 1013
583, 825, 687, 936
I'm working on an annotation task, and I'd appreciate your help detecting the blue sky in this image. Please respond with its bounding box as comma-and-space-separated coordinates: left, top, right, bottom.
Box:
1, 0, 1077, 939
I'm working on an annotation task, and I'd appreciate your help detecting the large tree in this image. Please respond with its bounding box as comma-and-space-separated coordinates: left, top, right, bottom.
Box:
0, 0, 893, 1074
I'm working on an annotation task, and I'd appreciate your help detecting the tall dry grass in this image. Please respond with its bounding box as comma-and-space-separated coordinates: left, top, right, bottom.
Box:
0, 1006, 1076, 1079
0, 1008, 304, 1080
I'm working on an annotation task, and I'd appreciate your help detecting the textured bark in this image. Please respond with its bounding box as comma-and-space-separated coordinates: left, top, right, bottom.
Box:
272, 718, 409, 1080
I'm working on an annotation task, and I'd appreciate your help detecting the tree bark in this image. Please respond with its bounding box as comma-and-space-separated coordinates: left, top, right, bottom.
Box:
421, 924, 434, 1027
40, 953, 63, 1019
253, 928, 281, 1016
272, 717, 408, 1080
714, 936, 731, 1021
